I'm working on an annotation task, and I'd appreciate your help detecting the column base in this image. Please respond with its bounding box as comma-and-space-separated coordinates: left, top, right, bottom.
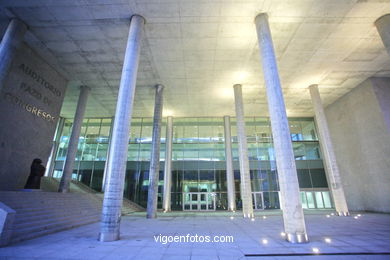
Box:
336, 211, 350, 217
286, 233, 309, 244
243, 213, 254, 218
98, 231, 120, 242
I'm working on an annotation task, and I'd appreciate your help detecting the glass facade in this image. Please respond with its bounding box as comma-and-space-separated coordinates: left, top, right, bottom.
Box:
53, 117, 332, 210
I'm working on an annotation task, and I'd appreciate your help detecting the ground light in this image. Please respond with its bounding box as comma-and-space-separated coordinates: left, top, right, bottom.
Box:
262, 239, 268, 245
280, 232, 286, 237
354, 216, 359, 219
263, 216, 267, 219
251, 218, 255, 221
230, 216, 234, 220
312, 248, 320, 254
324, 238, 332, 243
326, 214, 330, 218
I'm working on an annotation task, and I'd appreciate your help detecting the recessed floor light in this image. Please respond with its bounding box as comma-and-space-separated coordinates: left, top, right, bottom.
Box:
312, 247, 320, 253
324, 238, 331, 243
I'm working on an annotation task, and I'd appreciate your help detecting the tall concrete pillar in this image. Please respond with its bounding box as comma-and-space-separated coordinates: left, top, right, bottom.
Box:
0, 19, 27, 90
223, 116, 236, 211
255, 13, 308, 243
147, 84, 164, 219
99, 15, 145, 242
58, 86, 90, 193
375, 14, 390, 55
233, 84, 254, 218
162, 116, 173, 212
309, 84, 349, 216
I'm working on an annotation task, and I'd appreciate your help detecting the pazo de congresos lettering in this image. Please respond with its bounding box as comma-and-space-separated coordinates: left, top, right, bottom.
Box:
154, 234, 234, 244
3, 92, 55, 122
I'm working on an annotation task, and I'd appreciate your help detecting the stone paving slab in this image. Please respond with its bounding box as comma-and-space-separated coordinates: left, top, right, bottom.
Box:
0, 212, 389, 259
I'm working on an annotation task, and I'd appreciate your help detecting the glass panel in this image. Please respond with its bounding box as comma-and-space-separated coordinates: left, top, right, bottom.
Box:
265, 192, 280, 209
96, 118, 111, 161
301, 120, 318, 141
140, 118, 153, 143
255, 193, 263, 209
289, 120, 302, 141
297, 169, 312, 188
56, 119, 72, 160
322, 191, 332, 208
300, 192, 308, 209
129, 118, 142, 143
310, 169, 328, 188
305, 143, 321, 159
315, 192, 324, 208
306, 192, 316, 209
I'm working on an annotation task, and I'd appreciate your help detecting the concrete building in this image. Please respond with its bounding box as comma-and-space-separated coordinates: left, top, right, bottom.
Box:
0, 0, 389, 256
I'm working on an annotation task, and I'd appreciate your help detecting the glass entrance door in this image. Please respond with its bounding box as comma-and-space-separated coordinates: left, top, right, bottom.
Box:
252, 192, 264, 210
183, 192, 216, 211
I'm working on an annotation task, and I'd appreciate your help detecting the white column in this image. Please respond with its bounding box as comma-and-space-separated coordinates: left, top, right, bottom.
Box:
223, 116, 236, 211
162, 116, 173, 212
0, 19, 27, 90
375, 14, 390, 55
99, 15, 145, 242
233, 84, 254, 218
255, 13, 308, 243
147, 84, 164, 219
58, 86, 90, 193
309, 84, 349, 216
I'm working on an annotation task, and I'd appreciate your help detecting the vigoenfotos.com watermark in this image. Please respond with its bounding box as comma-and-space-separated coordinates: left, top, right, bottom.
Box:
154, 234, 234, 244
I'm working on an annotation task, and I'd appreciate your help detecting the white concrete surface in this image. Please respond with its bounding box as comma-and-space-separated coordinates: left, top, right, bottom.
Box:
99, 15, 145, 242
162, 116, 173, 212
0, 2, 389, 118
147, 84, 164, 219
223, 116, 236, 212
233, 84, 254, 218
59, 86, 90, 193
325, 78, 390, 213
255, 13, 307, 243
309, 84, 349, 216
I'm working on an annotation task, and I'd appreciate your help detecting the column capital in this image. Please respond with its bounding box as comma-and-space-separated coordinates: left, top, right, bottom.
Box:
79, 85, 91, 91
155, 84, 164, 91
130, 14, 146, 24
233, 83, 242, 89
255, 13, 269, 24
375, 14, 390, 25
308, 84, 319, 90
9, 18, 28, 31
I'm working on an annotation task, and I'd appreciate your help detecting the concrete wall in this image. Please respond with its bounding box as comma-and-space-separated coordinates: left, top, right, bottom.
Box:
0, 43, 67, 190
325, 77, 390, 213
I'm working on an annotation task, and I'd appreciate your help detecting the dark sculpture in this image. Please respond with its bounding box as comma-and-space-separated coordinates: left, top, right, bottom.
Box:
24, 158, 45, 189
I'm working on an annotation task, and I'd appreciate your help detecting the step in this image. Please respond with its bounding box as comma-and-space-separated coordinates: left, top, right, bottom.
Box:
14, 210, 101, 229
11, 216, 100, 244
11, 213, 100, 237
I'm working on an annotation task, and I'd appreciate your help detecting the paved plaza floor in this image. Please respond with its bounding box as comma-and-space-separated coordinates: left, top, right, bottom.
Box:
1, 211, 389, 260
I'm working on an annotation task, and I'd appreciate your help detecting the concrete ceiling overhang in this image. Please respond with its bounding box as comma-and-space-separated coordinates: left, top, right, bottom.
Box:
1, 0, 389, 118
